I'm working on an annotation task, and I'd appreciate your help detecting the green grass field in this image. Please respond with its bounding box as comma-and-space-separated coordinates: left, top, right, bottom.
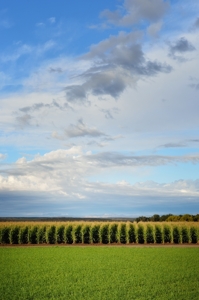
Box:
1, 247, 199, 300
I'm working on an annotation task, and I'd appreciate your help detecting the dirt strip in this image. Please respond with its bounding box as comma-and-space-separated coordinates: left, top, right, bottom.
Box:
1, 243, 199, 248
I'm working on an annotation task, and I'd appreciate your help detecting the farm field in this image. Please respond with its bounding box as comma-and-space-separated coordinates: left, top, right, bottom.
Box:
0, 221, 199, 245
0, 247, 199, 300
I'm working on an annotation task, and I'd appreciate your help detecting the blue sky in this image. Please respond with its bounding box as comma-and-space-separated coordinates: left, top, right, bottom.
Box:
0, 0, 199, 217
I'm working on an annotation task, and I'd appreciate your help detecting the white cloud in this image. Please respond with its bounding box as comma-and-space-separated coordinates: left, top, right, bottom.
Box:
1, 148, 199, 200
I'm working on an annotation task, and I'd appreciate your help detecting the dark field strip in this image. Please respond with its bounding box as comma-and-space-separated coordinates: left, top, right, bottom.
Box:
0, 247, 199, 300
0, 222, 199, 245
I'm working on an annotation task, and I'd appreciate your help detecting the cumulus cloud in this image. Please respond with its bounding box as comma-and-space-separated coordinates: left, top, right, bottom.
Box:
100, 0, 169, 27
1, 148, 199, 205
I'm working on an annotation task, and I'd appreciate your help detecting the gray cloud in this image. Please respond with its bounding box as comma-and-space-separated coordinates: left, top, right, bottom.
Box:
19, 100, 67, 113
65, 85, 87, 102
66, 31, 172, 102
190, 139, 199, 143
20, 103, 48, 113
100, 109, 114, 119
193, 17, 199, 29
66, 67, 132, 102
82, 31, 142, 60
16, 114, 32, 129
48, 67, 63, 73
65, 119, 107, 138
189, 83, 199, 90
102, 135, 123, 142
65, 59, 171, 102
85, 71, 127, 98
97, 43, 145, 70
147, 21, 162, 38
159, 139, 199, 149
84, 152, 199, 168
169, 37, 195, 56
86, 140, 107, 148
159, 142, 187, 148
100, 0, 169, 27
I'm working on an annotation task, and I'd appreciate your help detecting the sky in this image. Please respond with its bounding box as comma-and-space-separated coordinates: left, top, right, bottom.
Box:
0, 0, 199, 217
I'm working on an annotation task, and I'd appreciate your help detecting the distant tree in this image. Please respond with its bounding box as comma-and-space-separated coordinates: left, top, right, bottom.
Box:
160, 214, 173, 221
166, 215, 181, 222
136, 216, 149, 222
193, 214, 199, 222
151, 214, 160, 222
180, 214, 193, 222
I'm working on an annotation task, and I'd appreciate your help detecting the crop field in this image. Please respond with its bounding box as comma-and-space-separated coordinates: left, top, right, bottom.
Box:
0, 246, 199, 300
0, 221, 199, 245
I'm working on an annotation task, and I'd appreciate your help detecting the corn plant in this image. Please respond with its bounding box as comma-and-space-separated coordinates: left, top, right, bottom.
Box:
146, 224, 154, 244
172, 226, 181, 244
10, 226, 20, 244
190, 227, 198, 244
109, 223, 118, 243
155, 225, 162, 244
37, 226, 47, 244
82, 225, 90, 244
29, 226, 38, 244
1, 227, 11, 244
100, 224, 109, 244
47, 225, 57, 244
181, 226, 189, 243
137, 224, 145, 244
90, 224, 100, 243
163, 225, 172, 243
73, 225, 82, 244
65, 225, 73, 244
19, 226, 29, 244
57, 225, 65, 244
119, 223, 127, 244
128, 223, 136, 243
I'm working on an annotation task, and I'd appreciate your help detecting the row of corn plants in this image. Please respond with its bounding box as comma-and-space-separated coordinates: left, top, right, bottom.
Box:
0, 222, 198, 244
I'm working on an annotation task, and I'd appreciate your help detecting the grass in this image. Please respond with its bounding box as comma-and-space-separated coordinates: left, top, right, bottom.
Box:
0, 247, 199, 300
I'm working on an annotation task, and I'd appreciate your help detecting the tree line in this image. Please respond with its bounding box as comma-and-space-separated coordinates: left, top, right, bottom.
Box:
135, 214, 199, 222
